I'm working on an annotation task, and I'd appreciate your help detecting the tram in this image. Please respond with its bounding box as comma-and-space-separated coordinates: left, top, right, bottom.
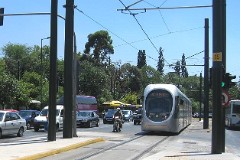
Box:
141, 84, 192, 133
225, 100, 240, 129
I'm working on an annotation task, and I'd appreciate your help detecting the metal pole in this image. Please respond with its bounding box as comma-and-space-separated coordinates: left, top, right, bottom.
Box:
40, 39, 43, 109
63, 0, 74, 138
203, 18, 209, 129
48, 0, 58, 141
212, 0, 223, 154
199, 73, 202, 121
40, 37, 50, 109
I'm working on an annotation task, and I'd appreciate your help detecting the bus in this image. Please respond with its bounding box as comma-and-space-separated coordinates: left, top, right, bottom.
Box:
225, 100, 240, 129
57, 95, 98, 112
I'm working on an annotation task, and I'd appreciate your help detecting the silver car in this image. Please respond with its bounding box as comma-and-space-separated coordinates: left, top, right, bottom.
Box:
0, 110, 27, 138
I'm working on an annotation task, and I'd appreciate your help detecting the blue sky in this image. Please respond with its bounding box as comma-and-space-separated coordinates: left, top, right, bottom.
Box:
0, 0, 239, 80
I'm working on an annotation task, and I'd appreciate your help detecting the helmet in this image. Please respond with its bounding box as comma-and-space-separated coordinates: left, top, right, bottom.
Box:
117, 107, 120, 111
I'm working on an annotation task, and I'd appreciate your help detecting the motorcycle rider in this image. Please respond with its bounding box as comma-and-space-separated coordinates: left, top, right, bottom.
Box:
113, 107, 123, 130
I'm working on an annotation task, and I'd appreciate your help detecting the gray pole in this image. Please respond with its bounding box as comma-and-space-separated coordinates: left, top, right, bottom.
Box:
212, 0, 223, 154
199, 73, 202, 122
48, 0, 58, 141
221, 0, 226, 152
63, 0, 74, 138
203, 18, 209, 129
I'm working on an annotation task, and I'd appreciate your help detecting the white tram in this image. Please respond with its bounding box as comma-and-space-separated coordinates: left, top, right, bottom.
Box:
141, 84, 192, 133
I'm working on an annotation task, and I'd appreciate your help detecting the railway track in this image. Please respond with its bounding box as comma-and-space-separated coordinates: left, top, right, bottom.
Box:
77, 134, 170, 160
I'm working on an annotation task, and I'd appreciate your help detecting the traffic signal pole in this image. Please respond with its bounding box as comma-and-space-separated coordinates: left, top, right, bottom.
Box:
203, 18, 209, 129
211, 0, 224, 154
63, 0, 74, 138
48, 0, 58, 141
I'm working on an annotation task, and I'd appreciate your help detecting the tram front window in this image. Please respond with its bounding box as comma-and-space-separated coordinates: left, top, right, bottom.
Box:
233, 104, 240, 115
145, 90, 173, 122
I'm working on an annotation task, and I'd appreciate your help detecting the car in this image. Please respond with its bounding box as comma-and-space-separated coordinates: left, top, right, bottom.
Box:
122, 110, 133, 122
133, 108, 142, 125
0, 110, 27, 138
33, 105, 64, 132
18, 110, 40, 130
103, 109, 117, 124
76, 111, 99, 128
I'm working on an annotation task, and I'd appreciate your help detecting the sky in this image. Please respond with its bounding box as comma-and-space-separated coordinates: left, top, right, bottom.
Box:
0, 0, 239, 81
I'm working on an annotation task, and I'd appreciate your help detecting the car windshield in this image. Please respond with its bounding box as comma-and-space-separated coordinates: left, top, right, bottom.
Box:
77, 111, 91, 117
106, 109, 116, 114
40, 109, 60, 116
122, 110, 130, 115
0, 112, 4, 121
19, 111, 32, 118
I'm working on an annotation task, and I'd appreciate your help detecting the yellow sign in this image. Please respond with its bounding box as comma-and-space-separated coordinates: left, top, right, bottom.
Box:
213, 52, 222, 61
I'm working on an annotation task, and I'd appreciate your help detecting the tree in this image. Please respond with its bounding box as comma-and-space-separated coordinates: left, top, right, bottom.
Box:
84, 30, 114, 64
2, 43, 32, 80
140, 65, 163, 89
181, 53, 188, 78
157, 47, 164, 75
174, 61, 181, 76
78, 60, 110, 99
0, 73, 18, 109
137, 50, 146, 68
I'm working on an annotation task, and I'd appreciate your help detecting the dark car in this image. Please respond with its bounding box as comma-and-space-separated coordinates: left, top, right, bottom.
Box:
133, 108, 142, 125
76, 111, 99, 128
18, 110, 40, 130
103, 109, 117, 124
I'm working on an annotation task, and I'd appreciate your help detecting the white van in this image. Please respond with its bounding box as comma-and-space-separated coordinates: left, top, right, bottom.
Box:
33, 105, 64, 132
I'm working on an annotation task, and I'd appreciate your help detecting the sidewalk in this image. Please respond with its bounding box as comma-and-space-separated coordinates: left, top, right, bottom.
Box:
1, 136, 104, 160
1, 119, 240, 160
143, 119, 240, 160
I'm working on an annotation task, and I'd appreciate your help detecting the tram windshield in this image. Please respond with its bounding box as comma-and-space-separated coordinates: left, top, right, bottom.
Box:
145, 89, 173, 122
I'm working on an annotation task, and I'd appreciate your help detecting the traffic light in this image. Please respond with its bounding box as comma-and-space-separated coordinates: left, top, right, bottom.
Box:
223, 73, 236, 89
0, 8, 4, 26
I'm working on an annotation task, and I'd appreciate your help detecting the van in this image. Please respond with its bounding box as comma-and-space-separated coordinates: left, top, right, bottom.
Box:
33, 105, 64, 132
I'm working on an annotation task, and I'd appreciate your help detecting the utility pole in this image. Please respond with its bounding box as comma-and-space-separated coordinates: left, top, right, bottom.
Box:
211, 0, 224, 154
203, 18, 209, 129
48, 0, 58, 141
63, 0, 74, 138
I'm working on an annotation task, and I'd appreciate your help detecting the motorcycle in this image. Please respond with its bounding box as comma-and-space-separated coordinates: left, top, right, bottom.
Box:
112, 116, 121, 132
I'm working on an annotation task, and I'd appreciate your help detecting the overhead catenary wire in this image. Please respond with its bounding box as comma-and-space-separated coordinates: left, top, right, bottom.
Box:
75, 7, 158, 62
119, 0, 172, 65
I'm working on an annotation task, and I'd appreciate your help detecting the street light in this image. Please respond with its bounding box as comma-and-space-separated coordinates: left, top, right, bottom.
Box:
40, 36, 50, 108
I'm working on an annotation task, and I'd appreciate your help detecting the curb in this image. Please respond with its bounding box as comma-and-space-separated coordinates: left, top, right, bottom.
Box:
16, 137, 105, 160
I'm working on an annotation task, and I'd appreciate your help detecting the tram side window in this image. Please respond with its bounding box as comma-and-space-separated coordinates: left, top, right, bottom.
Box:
232, 104, 240, 114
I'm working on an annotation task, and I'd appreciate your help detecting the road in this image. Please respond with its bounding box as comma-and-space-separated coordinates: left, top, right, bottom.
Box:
1, 119, 240, 159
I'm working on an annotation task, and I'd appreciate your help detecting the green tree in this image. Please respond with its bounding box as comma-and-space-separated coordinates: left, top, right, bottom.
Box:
174, 61, 181, 76
0, 73, 18, 109
78, 60, 109, 99
2, 43, 33, 80
157, 47, 164, 75
181, 53, 188, 78
84, 30, 114, 64
137, 50, 146, 69
140, 65, 163, 89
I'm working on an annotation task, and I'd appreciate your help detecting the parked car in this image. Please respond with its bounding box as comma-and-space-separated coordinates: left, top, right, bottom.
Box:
122, 110, 133, 122
18, 110, 40, 130
0, 110, 27, 138
76, 111, 99, 128
103, 109, 117, 124
133, 108, 142, 125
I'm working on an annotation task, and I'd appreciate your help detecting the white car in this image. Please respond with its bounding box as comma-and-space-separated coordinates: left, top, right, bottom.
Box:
0, 110, 27, 138
33, 105, 64, 132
